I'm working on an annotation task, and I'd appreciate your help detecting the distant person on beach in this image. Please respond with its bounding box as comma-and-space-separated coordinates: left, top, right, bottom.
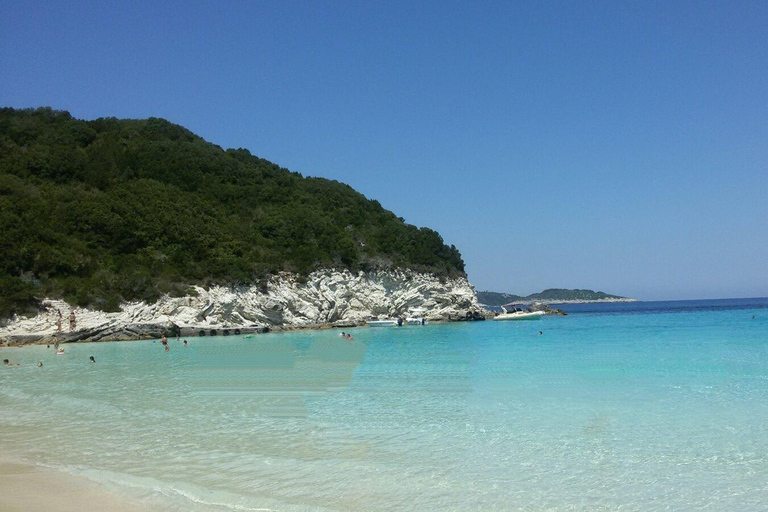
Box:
4, 359, 20, 366
69, 311, 76, 331
89, 356, 95, 363
56, 317, 62, 332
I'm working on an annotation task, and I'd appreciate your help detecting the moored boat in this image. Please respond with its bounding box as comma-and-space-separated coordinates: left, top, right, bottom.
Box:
493, 303, 545, 321
367, 318, 400, 327
405, 307, 428, 325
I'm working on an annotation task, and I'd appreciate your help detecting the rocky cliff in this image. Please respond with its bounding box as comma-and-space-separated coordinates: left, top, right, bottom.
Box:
0, 269, 479, 345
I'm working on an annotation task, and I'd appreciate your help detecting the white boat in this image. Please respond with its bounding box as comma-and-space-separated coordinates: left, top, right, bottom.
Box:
367, 318, 400, 327
493, 303, 545, 321
405, 308, 428, 325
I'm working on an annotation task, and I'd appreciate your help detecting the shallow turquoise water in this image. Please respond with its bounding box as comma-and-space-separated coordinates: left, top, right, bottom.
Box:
2, 299, 768, 510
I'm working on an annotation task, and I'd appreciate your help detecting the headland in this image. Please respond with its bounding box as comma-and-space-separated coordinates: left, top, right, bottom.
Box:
1, 269, 479, 346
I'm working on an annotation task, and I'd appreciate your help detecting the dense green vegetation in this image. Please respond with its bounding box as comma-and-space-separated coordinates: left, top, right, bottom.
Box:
0, 107, 465, 318
477, 289, 628, 306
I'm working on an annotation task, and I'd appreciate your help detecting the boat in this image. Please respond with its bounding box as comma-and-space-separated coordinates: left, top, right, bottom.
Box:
493, 303, 545, 321
405, 307, 428, 325
367, 319, 398, 326
366, 317, 401, 327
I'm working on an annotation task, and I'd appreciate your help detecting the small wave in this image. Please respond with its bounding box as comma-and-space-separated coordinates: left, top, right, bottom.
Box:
47, 464, 298, 512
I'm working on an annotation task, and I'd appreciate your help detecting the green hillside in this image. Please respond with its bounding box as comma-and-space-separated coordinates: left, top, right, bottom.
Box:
477, 288, 628, 306
0, 107, 465, 318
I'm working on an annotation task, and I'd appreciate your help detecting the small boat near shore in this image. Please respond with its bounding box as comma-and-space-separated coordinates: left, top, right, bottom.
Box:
405, 307, 428, 325
367, 318, 400, 327
493, 303, 545, 321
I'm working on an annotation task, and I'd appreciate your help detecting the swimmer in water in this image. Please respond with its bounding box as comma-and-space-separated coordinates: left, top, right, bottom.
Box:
538, 331, 543, 335
183, 339, 188, 346
37, 362, 43, 367
4, 359, 20, 366
57, 348, 65, 354
89, 356, 95, 363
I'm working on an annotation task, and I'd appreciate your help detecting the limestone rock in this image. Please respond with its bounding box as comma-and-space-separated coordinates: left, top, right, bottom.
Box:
0, 269, 479, 344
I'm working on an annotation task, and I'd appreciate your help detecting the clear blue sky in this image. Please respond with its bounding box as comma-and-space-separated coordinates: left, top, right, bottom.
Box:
2, 1, 767, 300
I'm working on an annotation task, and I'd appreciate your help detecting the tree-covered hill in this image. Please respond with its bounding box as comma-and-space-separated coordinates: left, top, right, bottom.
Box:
0, 107, 465, 318
477, 288, 629, 305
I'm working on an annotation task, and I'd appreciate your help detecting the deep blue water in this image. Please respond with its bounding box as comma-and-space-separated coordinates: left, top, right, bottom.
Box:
557, 297, 768, 315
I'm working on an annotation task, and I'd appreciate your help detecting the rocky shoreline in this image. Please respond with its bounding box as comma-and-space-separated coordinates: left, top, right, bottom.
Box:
1, 269, 480, 346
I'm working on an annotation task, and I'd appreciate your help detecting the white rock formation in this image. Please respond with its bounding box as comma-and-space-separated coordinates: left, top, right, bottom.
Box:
0, 269, 479, 343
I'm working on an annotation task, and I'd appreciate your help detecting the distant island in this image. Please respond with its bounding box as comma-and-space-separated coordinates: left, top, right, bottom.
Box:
477, 288, 636, 306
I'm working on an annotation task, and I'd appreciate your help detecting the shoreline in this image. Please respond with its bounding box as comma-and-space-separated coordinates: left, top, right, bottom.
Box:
1, 269, 480, 347
0, 459, 146, 512
0, 321, 342, 347
0, 317, 480, 348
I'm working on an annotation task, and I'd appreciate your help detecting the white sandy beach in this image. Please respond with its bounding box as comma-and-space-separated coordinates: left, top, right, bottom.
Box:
0, 461, 146, 512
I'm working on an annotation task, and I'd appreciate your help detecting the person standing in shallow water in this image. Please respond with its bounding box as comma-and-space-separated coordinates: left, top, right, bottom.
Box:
161, 334, 169, 352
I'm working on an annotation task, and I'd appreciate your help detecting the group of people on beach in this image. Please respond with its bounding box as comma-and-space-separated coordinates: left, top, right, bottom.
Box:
53, 309, 77, 333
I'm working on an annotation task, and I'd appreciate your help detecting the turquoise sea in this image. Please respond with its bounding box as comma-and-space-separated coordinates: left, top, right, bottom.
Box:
2, 298, 768, 510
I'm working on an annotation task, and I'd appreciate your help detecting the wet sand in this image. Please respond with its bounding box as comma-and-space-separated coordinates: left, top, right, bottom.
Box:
0, 461, 146, 512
